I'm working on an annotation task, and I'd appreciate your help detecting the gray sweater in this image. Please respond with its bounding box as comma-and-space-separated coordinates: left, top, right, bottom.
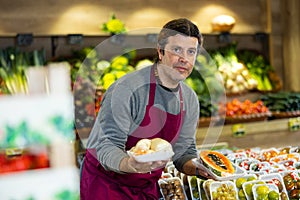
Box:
87, 65, 199, 173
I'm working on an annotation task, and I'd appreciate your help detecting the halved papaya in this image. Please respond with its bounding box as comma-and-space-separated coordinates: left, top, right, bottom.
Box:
199, 150, 235, 177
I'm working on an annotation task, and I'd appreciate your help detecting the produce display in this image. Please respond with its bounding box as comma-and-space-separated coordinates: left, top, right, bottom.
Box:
238, 49, 282, 92
210, 43, 281, 93
0, 149, 49, 174
0, 47, 46, 94
0, 43, 287, 128
159, 146, 300, 200
210, 44, 258, 94
69, 47, 138, 128
260, 92, 300, 118
219, 99, 270, 116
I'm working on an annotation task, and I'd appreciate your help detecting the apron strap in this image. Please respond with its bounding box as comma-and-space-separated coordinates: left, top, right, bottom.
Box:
148, 65, 156, 106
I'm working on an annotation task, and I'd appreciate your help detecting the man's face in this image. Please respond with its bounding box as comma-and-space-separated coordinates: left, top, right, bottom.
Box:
158, 34, 198, 84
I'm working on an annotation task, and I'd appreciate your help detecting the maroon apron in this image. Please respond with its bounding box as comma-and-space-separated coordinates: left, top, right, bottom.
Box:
80, 66, 186, 200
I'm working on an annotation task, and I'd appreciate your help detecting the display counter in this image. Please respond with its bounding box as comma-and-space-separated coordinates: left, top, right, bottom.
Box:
196, 118, 300, 149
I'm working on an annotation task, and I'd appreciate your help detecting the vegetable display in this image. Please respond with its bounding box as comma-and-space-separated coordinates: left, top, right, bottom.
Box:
0, 47, 46, 94
260, 92, 300, 112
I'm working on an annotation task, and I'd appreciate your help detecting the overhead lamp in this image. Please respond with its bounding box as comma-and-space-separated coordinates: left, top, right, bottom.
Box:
211, 15, 236, 33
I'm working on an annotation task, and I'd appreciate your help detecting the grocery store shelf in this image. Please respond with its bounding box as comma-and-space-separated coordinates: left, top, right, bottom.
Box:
196, 118, 300, 149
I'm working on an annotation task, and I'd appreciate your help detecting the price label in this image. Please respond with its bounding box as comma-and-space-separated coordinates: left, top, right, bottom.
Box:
232, 124, 245, 137
288, 117, 300, 131
5, 148, 23, 156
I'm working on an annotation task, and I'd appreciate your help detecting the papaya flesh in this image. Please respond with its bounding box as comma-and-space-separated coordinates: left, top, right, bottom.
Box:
200, 150, 235, 177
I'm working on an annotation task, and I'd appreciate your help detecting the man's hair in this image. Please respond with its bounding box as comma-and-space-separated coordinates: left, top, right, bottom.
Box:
157, 18, 203, 55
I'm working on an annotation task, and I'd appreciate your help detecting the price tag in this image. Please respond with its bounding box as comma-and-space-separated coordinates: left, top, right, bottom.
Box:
288, 117, 300, 131
232, 124, 245, 137
5, 148, 23, 156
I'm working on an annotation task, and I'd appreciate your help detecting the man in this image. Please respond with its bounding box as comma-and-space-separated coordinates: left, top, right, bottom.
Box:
80, 18, 213, 200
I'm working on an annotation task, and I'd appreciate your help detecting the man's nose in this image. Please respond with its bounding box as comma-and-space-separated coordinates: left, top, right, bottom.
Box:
178, 53, 188, 63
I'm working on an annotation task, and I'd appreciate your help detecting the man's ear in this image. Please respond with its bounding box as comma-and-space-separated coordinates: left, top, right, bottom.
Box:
157, 46, 164, 59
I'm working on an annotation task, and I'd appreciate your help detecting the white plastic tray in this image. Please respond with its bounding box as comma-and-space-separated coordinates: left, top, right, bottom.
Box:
242, 180, 266, 200
259, 173, 289, 199
192, 158, 246, 181
187, 176, 201, 200
127, 148, 174, 162
158, 177, 188, 200
252, 183, 279, 200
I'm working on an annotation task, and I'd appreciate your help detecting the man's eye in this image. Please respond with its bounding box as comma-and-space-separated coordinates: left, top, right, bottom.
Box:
188, 49, 196, 55
173, 47, 182, 54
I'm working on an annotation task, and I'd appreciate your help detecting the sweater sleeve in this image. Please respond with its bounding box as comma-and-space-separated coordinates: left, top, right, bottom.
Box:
87, 81, 140, 172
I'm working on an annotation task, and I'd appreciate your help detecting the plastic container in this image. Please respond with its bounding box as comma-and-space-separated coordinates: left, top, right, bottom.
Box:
259, 173, 289, 199
249, 161, 270, 173
209, 181, 238, 200
160, 173, 173, 179
280, 170, 300, 199
158, 177, 188, 200
192, 158, 246, 181
258, 148, 279, 162
242, 180, 266, 200
226, 152, 248, 162
233, 174, 258, 200
202, 179, 214, 200
197, 178, 209, 200
270, 153, 300, 163
187, 176, 201, 200
235, 158, 259, 171
252, 183, 279, 200
127, 148, 174, 162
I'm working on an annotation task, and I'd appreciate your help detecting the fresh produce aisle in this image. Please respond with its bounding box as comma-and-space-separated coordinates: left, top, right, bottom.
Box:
1, 33, 300, 200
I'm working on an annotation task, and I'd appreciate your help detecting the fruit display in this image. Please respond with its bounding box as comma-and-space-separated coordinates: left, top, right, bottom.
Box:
160, 145, 300, 200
